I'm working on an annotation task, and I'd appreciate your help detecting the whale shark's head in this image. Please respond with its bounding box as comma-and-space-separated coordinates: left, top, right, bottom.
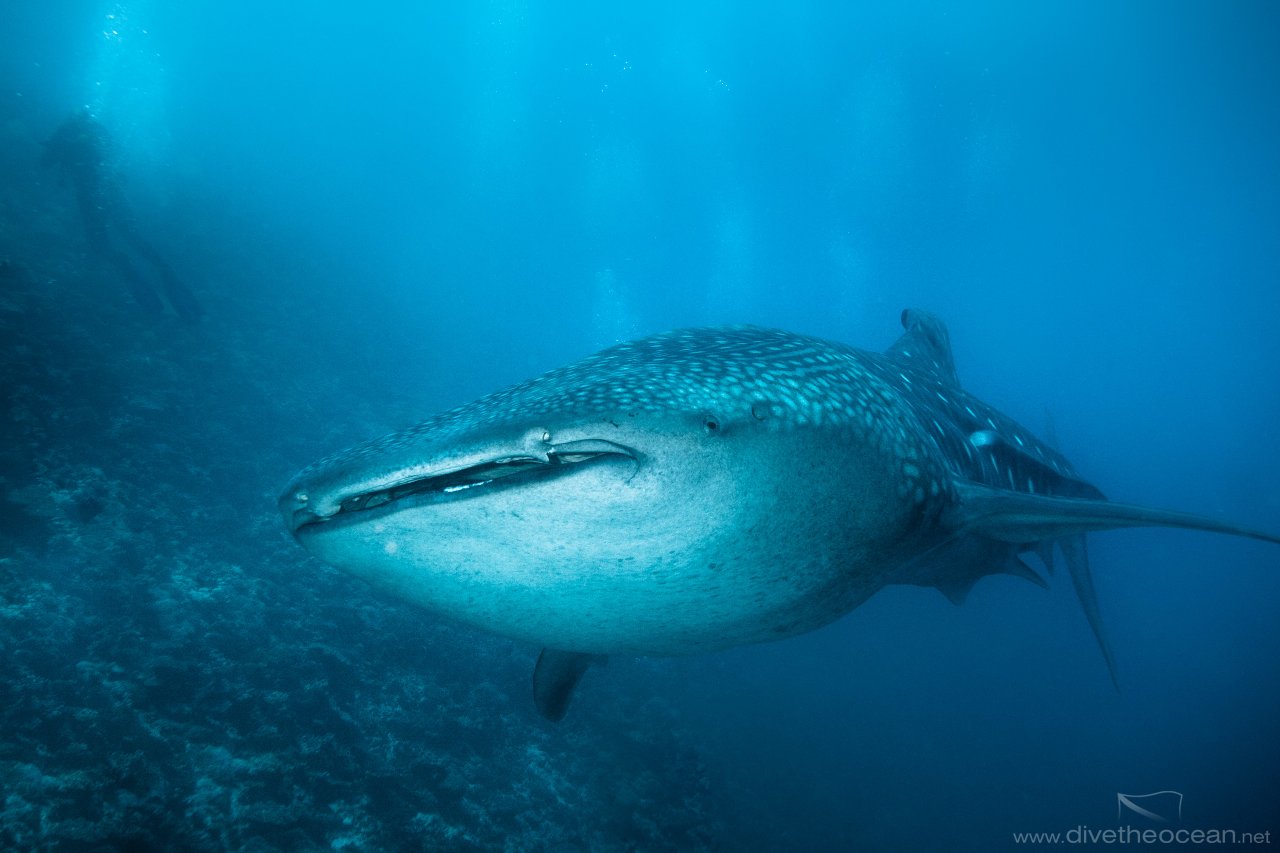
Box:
280, 328, 922, 655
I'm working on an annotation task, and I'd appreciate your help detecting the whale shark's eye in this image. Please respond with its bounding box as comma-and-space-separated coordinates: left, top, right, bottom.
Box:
524, 427, 553, 448
703, 416, 721, 434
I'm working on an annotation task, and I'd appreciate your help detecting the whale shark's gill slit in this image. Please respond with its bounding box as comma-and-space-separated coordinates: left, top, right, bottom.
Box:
332, 448, 636, 520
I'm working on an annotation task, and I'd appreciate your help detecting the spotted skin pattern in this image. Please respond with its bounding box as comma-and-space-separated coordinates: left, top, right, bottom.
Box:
296, 317, 1092, 523
282, 310, 1278, 718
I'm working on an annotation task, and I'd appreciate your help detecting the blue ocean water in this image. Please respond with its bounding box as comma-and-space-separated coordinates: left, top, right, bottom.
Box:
1, 1, 1277, 850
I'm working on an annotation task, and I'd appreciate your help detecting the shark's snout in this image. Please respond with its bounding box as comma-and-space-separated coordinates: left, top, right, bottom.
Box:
278, 486, 319, 536
279, 436, 640, 538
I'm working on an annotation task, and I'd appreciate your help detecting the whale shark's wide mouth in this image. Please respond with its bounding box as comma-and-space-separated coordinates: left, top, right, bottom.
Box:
287, 439, 637, 534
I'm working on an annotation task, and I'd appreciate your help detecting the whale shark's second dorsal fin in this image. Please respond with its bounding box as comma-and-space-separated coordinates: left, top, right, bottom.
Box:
885, 308, 961, 388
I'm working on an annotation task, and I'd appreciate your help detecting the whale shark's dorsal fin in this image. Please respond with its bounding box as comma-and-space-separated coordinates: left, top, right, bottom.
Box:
885, 308, 961, 388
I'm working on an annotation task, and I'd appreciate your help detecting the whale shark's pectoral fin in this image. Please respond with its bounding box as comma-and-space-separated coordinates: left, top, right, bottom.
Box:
533, 648, 606, 722
946, 480, 1280, 546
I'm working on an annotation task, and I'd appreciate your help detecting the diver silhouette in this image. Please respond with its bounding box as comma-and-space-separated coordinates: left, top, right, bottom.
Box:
41, 110, 203, 323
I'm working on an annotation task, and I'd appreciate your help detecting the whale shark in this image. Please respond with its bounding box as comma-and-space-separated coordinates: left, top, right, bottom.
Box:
280, 310, 1279, 720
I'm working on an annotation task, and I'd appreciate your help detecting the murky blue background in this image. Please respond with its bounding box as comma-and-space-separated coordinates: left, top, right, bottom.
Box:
2, 2, 1277, 849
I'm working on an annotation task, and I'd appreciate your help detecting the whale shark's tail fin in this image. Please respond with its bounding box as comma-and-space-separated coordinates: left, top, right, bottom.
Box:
1058, 533, 1118, 689
945, 479, 1280, 688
